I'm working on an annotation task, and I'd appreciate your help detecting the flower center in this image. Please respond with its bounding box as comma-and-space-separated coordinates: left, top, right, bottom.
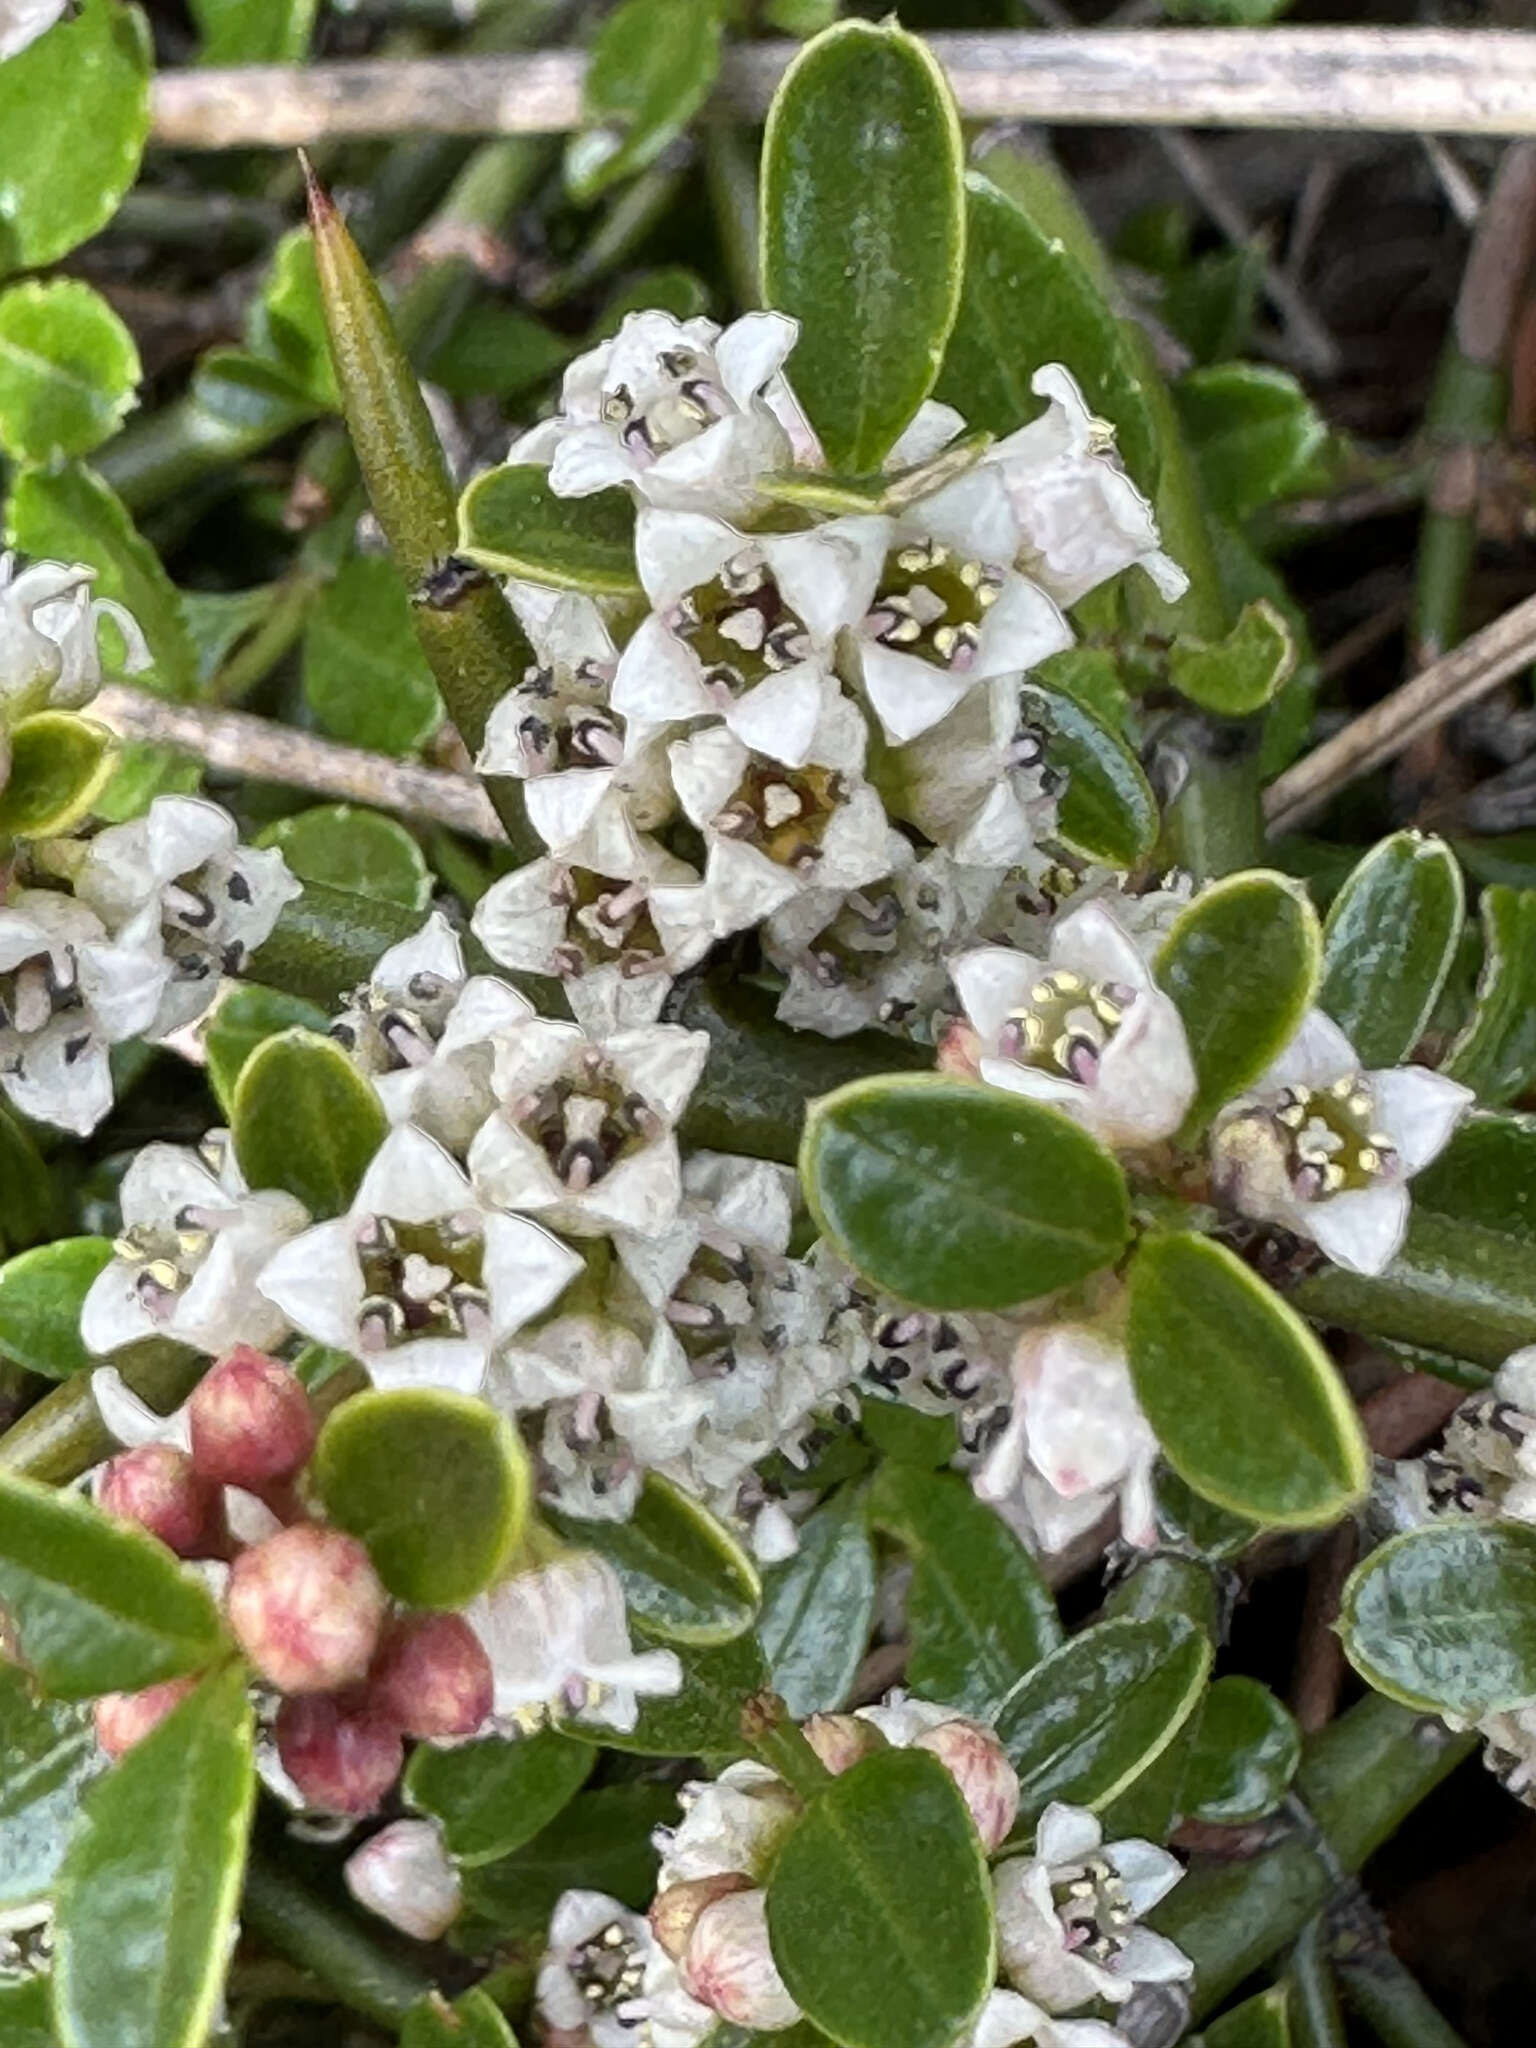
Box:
714, 762, 845, 873
508, 658, 623, 777
569, 1921, 647, 2011
331, 969, 455, 1075
802, 886, 905, 994
114, 1206, 217, 1315
1053, 1856, 1137, 1965
671, 550, 812, 699
1272, 1077, 1398, 1199
550, 869, 668, 983
601, 348, 726, 463
995, 969, 1136, 1086
0, 943, 88, 1046
508, 1050, 662, 1191
865, 540, 1003, 669
161, 861, 256, 975
665, 1236, 759, 1374
356, 1215, 488, 1349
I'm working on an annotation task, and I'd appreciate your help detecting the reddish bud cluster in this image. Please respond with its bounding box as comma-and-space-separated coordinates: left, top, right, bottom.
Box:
189, 1344, 317, 1491
98, 1445, 222, 1560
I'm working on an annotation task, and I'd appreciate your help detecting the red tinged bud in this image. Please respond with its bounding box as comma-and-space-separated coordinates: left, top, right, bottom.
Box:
97, 1444, 222, 1558
94, 1676, 198, 1759
227, 1523, 387, 1694
370, 1612, 492, 1739
189, 1346, 317, 1490
913, 1717, 1020, 1851
276, 1692, 404, 1816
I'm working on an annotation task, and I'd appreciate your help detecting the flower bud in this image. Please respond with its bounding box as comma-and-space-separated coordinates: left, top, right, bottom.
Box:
94, 1676, 198, 1759
189, 1345, 317, 1490
936, 1018, 982, 1080
276, 1691, 404, 1815
914, 1717, 1020, 1851
98, 1444, 222, 1559
227, 1523, 387, 1694
802, 1711, 887, 1775
681, 1888, 802, 2031
650, 1874, 752, 1962
345, 1819, 462, 1940
370, 1612, 493, 1739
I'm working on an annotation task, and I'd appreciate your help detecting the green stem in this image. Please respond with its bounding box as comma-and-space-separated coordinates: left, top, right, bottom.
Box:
209, 572, 320, 706
1288, 1215, 1536, 1370
742, 1691, 834, 1801
1288, 1917, 1348, 2048
1335, 1948, 1471, 2048
0, 1341, 203, 1485
241, 1847, 431, 2032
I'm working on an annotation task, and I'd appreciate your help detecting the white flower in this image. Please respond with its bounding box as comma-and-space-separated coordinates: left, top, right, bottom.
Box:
634, 1948, 717, 2048
0, 553, 148, 713
951, 901, 1196, 1150
964, 1989, 1129, 2048
655, 1760, 800, 1888
257, 1122, 582, 1395
538, 1889, 655, 2048
893, 681, 1063, 871
1211, 1009, 1472, 1276
851, 1695, 1019, 1850
344, 1819, 461, 1941
464, 1551, 681, 1733
468, 1013, 708, 1240
993, 1803, 1191, 2015
81, 1134, 306, 1358
1478, 1699, 1536, 1807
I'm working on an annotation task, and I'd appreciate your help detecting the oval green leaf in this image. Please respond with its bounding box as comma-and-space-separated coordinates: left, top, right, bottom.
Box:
0, 1237, 114, 1381
801, 1075, 1131, 1312
1320, 832, 1465, 1069
0, 1661, 101, 1914
0, 713, 117, 838
302, 553, 442, 757
761, 19, 965, 474
1128, 1233, 1369, 1527
1177, 361, 1328, 520
567, 0, 722, 204
1444, 884, 1536, 1104
458, 465, 639, 595
1021, 679, 1158, 869
553, 1473, 760, 1646
0, 278, 139, 460
231, 1026, 387, 1218
766, 1748, 994, 2048
312, 1389, 528, 1609
458, 1781, 676, 1945
1167, 598, 1296, 717
405, 1726, 593, 1868
1181, 1676, 1301, 1825
259, 805, 432, 913
759, 1494, 877, 1719
204, 984, 330, 1118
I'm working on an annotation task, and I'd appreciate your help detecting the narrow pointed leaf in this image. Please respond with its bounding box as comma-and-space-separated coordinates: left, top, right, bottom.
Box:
402, 1990, 518, 2048
1320, 832, 1465, 1068
231, 1026, 387, 1218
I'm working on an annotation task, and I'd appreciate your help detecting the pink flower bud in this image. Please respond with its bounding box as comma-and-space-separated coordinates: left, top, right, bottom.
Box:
913, 1717, 1019, 1851
344, 1819, 462, 1939
227, 1524, 387, 1694
94, 1676, 198, 1759
189, 1346, 317, 1491
98, 1444, 222, 1559
936, 1019, 983, 1080
276, 1692, 405, 1815
802, 1711, 887, 1775
650, 1874, 753, 1962
370, 1613, 492, 1740
681, 1889, 802, 2032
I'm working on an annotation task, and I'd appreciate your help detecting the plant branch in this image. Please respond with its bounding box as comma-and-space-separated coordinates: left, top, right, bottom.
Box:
1334, 1929, 1473, 2048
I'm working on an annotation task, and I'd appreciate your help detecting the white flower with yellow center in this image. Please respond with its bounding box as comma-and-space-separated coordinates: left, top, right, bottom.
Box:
538, 1889, 656, 2048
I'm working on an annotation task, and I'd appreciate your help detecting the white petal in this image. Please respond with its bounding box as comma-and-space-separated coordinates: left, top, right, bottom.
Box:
1036, 1802, 1104, 1865
482, 1210, 584, 1337
1305, 1184, 1410, 1277
1052, 901, 1149, 991
972, 572, 1074, 682
913, 466, 1019, 565
725, 663, 829, 769
764, 517, 890, 641
372, 911, 464, 997
549, 426, 640, 498
365, 1336, 489, 1395
612, 612, 714, 727
353, 1124, 475, 1224
861, 642, 971, 744
467, 1115, 565, 1217
575, 1138, 684, 1239
80, 1260, 159, 1356
1370, 1065, 1473, 1175
524, 769, 618, 857
715, 311, 799, 409
1111, 1927, 1193, 1986
1259, 1007, 1359, 1093
952, 944, 1046, 1044
256, 1219, 364, 1352
1107, 1836, 1186, 1913
633, 506, 737, 608
888, 401, 967, 470
91, 1366, 192, 1449
606, 1024, 710, 1122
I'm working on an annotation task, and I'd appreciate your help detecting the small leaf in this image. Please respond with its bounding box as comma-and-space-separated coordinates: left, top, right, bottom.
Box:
249, 227, 337, 407
0, 713, 116, 839
766, 1749, 993, 2048
312, 1389, 529, 1609
1021, 679, 1158, 869
1181, 1676, 1301, 1825
0, 1660, 101, 1914
302, 553, 442, 757
0, 1237, 114, 1381
402, 1990, 517, 2048
801, 1075, 1131, 1312
1128, 1234, 1369, 1527
204, 985, 330, 1118
1156, 869, 1321, 1135
0, 1473, 226, 1700
1340, 1520, 1536, 1718
457, 465, 639, 595
405, 1727, 593, 1867
865, 1465, 1060, 1720
1444, 885, 1536, 1104
552, 1474, 760, 1646
259, 806, 432, 913
1201, 1986, 1294, 2048
53, 1665, 255, 2048
567, 0, 723, 204
0, 278, 138, 460
1167, 599, 1296, 716
191, 0, 316, 68
994, 1614, 1212, 1826
1177, 362, 1328, 519
759, 1494, 877, 1718
1320, 832, 1465, 1069
188, 345, 321, 441
761, 19, 965, 473
0, 1976, 54, 2046
577, 1631, 766, 1758
231, 1027, 388, 1217
0, 1103, 60, 1254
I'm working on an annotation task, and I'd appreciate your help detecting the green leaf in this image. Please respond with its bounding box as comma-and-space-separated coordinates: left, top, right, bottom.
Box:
567, 0, 723, 204
0, 1662, 101, 1913
249, 227, 337, 408
5, 462, 195, 697
1201, 1986, 1294, 2048
302, 553, 443, 757
865, 1465, 1060, 1720
312, 1389, 528, 1609
0, 713, 116, 839
1177, 362, 1329, 519
767, 1749, 992, 2048
0, 1473, 226, 1700
1021, 679, 1158, 868
994, 1614, 1212, 1826
1128, 1233, 1370, 1526
204, 985, 330, 1118
0, 1976, 55, 2046
458, 1782, 675, 1945
457, 465, 640, 596
425, 303, 575, 403
53, 1665, 255, 2048
553, 1474, 760, 1646
0, 1238, 114, 1381
191, 0, 316, 66
576, 1631, 766, 1758
801, 1075, 1130, 1312
188, 345, 321, 442
1157, 869, 1321, 1135
231, 1027, 388, 1217
761, 19, 965, 474
0, 1104, 60, 1255
1339, 1520, 1536, 1718
1316, 832, 1463, 1070
1168, 599, 1296, 716
258, 806, 431, 914
402, 1990, 517, 2048
759, 1494, 877, 1718
1181, 1677, 1301, 1825
0, 279, 138, 460
0, 0, 151, 273
93, 740, 201, 825
1444, 885, 1536, 1103
406, 1727, 592, 1869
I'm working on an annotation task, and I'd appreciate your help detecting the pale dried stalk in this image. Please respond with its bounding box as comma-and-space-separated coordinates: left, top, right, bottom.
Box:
152, 30, 1536, 151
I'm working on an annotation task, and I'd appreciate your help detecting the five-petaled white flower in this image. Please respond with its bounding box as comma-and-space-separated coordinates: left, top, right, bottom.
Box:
0, 552, 148, 714
537, 1889, 656, 2048
1210, 1008, 1472, 1276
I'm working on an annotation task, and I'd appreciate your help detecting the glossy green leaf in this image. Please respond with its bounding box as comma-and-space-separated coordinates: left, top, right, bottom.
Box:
1340, 1521, 1536, 1718
312, 1389, 528, 1609
0, 1662, 101, 1913
866, 1465, 1060, 1720
204, 984, 330, 1118
567, 0, 722, 203
249, 227, 337, 408
0, 0, 152, 273
1182, 1677, 1301, 1825
405, 1727, 593, 1868
553, 1474, 760, 1646
801, 1075, 1130, 1312
994, 1614, 1212, 1826
231, 1026, 388, 1217
1168, 599, 1296, 716
761, 19, 964, 473
0, 713, 116, 839
0, 1475, 226, 1700
1157, 869, 1321, 1134
1129, 1234, 1369, 1526
191, 0, 316, 66
458, 1782, 676, 1945
1444, 885, 1536, 1103
1201, 1985, 1294, 2048
766, 1749, 993, 2048
458, 465, 639, 595
0, 1976, 55, 2046
302, 553, 443, 756
759, 1494, 877, 1718
53, 1665, 255, 2048
0, 1103, 60, 1255
0, 1237, 114, 1381
187, 345, 321, 441
1320, 833, 1465, 1069
1021, 679, 1158, 868
576, 1630, 766, 1758
1177, 362, 1328, 519
258, 806, 432, 913
0, 279, 138, 460
402, 1990, 517, 2048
